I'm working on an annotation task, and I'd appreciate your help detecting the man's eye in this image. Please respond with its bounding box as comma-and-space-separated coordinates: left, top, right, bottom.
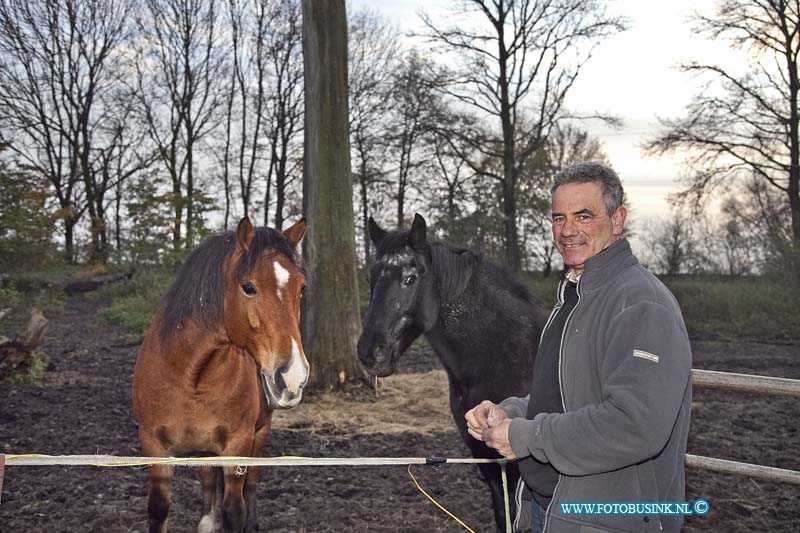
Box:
241, 282, 257, 296
402, 274, 418, 287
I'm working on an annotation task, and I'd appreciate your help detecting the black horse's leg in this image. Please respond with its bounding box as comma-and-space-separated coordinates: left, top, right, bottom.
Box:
198, 466, 220, 532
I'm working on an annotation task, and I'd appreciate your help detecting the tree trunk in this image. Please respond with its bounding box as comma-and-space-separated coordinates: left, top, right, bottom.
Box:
301, 0, 364, 389
358, 141, 371, 267
63, 217, 76, 265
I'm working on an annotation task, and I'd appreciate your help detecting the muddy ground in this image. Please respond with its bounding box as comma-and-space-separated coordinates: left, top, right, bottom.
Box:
1, 296, 798, 532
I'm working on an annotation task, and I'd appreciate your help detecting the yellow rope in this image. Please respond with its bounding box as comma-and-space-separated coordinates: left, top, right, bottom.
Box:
407, 464, 476, 533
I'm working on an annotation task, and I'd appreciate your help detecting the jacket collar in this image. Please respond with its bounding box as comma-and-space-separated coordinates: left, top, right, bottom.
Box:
573, 238, 638, 292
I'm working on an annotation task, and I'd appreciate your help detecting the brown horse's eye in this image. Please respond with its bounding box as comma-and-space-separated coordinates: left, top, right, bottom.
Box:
241, 282, 257, 296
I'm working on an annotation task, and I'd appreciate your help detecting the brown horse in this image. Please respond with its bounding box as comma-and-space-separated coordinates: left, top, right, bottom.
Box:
132, 217, 309, 533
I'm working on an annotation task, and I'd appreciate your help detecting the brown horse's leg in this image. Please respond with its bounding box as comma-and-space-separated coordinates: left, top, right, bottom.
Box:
243, 421, 272, 533
198, 466, 220, 532
146, 463, 174, 533
221, 465, 247, 532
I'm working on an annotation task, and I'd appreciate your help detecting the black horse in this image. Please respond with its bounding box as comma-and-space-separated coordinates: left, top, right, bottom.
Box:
357, 214, 549, 530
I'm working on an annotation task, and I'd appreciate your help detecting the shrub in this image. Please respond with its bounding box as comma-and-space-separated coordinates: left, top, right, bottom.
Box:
1, 352, 48, 384
94, 267, 174, 339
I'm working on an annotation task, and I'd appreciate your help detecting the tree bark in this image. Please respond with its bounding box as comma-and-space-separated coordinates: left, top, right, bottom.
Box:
301, 0, 364, 389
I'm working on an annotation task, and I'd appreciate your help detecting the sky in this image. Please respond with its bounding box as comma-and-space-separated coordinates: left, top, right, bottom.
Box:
349, 0, 745, 225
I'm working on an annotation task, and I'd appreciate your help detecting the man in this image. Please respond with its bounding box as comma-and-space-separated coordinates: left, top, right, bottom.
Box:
466, 162, 692, 532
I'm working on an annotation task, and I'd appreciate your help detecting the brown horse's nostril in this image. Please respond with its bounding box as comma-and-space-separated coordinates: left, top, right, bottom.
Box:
274, 368, 286, 391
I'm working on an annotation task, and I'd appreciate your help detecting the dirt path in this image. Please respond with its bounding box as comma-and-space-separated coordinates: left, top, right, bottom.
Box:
1, 296, 799, 532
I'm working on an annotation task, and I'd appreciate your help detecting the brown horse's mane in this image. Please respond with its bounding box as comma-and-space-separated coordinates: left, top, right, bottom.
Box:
158, 227, 303, 342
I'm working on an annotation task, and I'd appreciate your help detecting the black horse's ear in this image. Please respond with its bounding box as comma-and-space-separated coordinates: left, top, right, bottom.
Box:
409, 213, 427, 251
236, 217, 255, 252
368, 217, 387, 246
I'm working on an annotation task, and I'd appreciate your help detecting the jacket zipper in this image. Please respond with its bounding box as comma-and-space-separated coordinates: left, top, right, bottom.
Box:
543, 277, 582, 532
513, 281, 564, 531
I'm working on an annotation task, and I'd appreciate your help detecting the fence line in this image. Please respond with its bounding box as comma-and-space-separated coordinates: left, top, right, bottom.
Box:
4, 452, 800, 486
2, 454, 501, 468
2, 369, 799, 528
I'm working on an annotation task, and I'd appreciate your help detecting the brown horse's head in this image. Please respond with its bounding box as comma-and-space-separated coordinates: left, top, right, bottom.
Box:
224, 217, 309, 409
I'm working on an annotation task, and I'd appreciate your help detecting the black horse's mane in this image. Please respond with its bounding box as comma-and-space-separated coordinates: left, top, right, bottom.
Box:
159, 227, 302, 341
377, 231, 536, 306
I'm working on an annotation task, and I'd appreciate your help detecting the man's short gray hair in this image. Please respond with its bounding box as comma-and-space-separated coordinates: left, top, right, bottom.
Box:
550, 162, 624, 215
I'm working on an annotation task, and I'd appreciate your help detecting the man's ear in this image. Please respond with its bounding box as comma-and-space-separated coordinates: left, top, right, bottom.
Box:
612, 206, 627, 236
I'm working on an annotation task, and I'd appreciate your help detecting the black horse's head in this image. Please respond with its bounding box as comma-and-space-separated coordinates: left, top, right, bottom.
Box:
357, 214, 441, 377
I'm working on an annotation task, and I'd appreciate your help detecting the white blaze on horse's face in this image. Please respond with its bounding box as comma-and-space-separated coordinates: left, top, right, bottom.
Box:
261, 336, 309, 409
284, 338, 308, 394
273, 260, 290, 301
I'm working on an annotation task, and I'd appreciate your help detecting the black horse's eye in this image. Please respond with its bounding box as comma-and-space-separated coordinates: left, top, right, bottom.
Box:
241, 282, 257, 296
402, 274, 418, 287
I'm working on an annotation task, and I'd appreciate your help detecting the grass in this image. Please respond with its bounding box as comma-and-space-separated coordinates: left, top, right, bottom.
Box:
94, 267, 174, 340
521, 273, 800, 340
0, 352, 48, 384
666, 276, 800, 339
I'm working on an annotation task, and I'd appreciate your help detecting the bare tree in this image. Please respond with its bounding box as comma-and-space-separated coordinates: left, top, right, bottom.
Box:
263, 0, 303, 230
422, 0, 625, 272
431, 114, 476, 233
0, 0, 133, 263
646, 0, 800, 258
387, 50, 444, 228
302, 0, 364, 388
348, 7, 400, 264
639, 206, 704, 276
132, 0, 225, 252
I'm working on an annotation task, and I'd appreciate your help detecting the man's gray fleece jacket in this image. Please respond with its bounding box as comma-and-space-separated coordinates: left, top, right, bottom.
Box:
501, 239, 692, 532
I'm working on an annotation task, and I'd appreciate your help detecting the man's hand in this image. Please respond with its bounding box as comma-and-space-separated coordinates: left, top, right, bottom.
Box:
465, 400, 508, 441
481, 419, 517, 459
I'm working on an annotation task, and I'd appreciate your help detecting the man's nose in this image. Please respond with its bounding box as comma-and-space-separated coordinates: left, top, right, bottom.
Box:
561, 218, 578, 236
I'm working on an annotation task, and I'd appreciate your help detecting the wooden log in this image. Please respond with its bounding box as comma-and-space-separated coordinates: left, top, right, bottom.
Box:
0, 308, 48, 370
692, 369, 800, 397
63, 270, 134, 294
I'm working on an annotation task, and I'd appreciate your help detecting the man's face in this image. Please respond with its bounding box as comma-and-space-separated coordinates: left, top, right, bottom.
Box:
552, 180, 626, 276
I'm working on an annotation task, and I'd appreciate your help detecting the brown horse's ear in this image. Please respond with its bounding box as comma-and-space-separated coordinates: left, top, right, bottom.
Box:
368, 217, 387, 247
283, 218, 306, 255
409, 213, 427, 251
236, 217, 255, 253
